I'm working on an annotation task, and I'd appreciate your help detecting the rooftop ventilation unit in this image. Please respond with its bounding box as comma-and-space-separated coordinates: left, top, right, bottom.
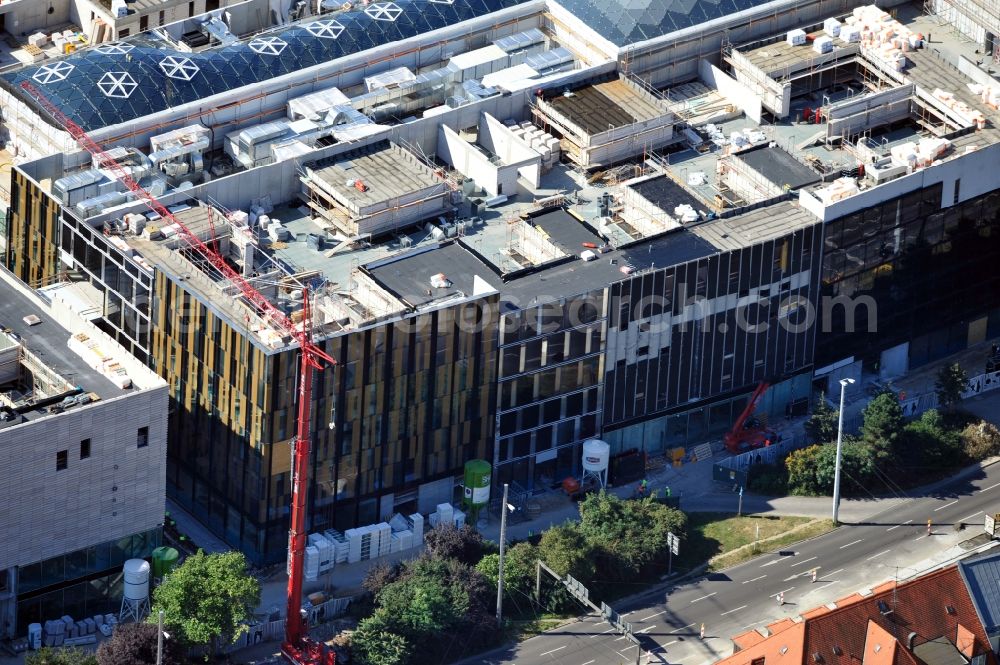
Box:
878, 600, 893, 615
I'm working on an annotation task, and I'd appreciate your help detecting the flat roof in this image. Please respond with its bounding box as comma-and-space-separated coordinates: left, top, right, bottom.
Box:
530, 208, 603, 254
0, 286, 125, 415
629, 174, 704, 214
734, 145, 821, 190
311, 142, 444, 208
546, 80, 662, 135
365, 241, 503, 307
691, 200, 818, 251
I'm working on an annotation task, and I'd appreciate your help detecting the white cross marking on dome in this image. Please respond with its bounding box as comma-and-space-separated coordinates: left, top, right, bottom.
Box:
95, 43, 135, 55
248, 36, 288, 55
428, 0, 455, 5
305, 20, 345, 39
365, 2, 403, 21
159, 55, 199, 81
97, 71, 138, 99
32, 61, 75, 85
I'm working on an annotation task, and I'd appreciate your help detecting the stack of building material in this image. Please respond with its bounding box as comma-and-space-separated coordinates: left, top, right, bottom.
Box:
824, 18, 841, 37
453, 509, 466, 528
933, 89, 988, 128
28, 33, 48, 47
814, 177, 860, 204
430, 503, 454, 529
323, 529, 350, 563
408, 513, 425, 544
374, 523, 392, 557
509, 122, 561, 169
839, 25, 861, 43
42, 620, 65, 647
786, 29, 807, 46
304, 544, 321, 581
813, 36, 834, 54
390, 529, 414, 552
68, 332, 132, 389
308, 533, 335, 574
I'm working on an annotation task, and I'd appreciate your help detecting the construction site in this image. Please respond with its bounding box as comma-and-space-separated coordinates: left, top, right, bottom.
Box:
2, 0, 1000, 655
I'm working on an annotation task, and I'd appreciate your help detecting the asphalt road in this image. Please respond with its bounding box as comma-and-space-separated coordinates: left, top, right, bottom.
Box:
477, 462, 1000, 665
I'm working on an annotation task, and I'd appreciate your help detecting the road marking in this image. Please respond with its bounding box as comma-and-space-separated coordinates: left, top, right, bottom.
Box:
590, 627, 616, 638
934, 500, 959, 512
915, 533, 931, 541
983, 482, 1000, 491
638, 626, 655, 634
866, 549, 892, 561
641, 611, 667, 621
790, 556, 818, 567
816, 580, 838, 590
721, 605, 748, 615
663, 640, 679, 647
827, 569, 845, 577
887, 519, 913, 531
960, 511, 983, 522
621, 611, 636, 617
840, 539, 863, 549
743, 575, 767, 584
770, 586, 795, 598
540, 646, 566, 657
581, 661, 595, 665
760, 560, 781, 568
691, 592, 717, 603
669, 623, 695, 634
739, 620, 766, 631
616, 651, 632, 660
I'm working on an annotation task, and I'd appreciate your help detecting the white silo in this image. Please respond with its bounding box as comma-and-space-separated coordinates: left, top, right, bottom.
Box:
581, 439, 610, 489
119, 559, 151, 623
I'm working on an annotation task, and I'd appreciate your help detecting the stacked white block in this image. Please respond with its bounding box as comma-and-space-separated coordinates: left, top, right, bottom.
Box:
345, 527, 363, 563
453, 509, 466, 528
824, 17, 842, 37
308, 533, 334, 573
323, 529, 350, 563
409, 513, 424, 544
390, 529, 414, 553
304, 545, 320, 581
437, 503, 454, 524
374, 523, 392, 557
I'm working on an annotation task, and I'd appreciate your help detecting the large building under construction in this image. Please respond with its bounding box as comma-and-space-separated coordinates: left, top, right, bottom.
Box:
3, 0, 1000, 565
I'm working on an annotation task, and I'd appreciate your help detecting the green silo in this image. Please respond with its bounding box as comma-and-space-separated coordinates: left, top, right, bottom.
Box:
463, 459, 492, 524
151, 546, 179, 580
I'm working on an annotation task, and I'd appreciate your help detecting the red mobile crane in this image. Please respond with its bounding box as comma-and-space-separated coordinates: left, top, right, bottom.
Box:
723, 381, 777, 454
20, 82, 336, 665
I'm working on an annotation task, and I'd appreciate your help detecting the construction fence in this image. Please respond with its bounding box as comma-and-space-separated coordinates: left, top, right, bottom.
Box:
224, 595, 353, 654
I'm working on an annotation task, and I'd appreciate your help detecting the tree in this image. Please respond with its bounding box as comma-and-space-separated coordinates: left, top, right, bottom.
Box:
423, 523, 486, 565
900, 409, 961, 470
961, 420, 1000, 460
785, 444, 823, 495
936, 363, 969, 411
805, 391, 838, 444
352, 612, 411, 665
537, 523, 595, 581
577, 491, 686, 580
97, 622, 186, 665
476, 541, 538, 606
26, 647, 98, 665
362, 560, 405, 598
150, 550, 260, 654
860, 392, 904, 462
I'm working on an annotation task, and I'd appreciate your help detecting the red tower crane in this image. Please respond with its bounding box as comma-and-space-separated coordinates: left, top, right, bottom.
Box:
20, 81, 335, 665
723, 381, 776, 454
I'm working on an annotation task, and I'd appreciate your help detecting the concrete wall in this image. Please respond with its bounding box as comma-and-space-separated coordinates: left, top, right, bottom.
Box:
728, 47, 791, 118
0, 383, 168, 570
0, 0, 72, 35
825, 83, 914, 139
438, 124, 513, 197
699, 59, 762, 123
799, 139, 1000, 222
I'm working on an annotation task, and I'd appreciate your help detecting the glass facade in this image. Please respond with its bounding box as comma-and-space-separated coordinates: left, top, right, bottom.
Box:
15, 528, 161, 634
552, 0, 777, 46
817, 185, 1000, 368
603, 223, 822, 435
495, 293, 606, 490
2, 0, 530, 131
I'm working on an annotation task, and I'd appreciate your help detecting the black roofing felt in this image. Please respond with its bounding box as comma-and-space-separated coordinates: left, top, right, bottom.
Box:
629, 174, 704, 214
365, 241, 503, 306
530, 208, 603, 254
4, 0, 527, 132
735, 145, 821, 190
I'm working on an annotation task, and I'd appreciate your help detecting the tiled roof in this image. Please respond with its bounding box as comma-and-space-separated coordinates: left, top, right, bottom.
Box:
959, 549, 1000, 632
719, 566, 996, 665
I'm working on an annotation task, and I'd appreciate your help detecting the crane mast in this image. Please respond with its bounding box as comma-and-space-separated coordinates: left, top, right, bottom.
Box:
20, 82, 335, 664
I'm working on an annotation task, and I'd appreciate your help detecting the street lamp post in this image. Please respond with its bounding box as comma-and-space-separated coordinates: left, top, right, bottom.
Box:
832, 377, 855, 525
156, 609, 164, 665
496, 483, 510, 629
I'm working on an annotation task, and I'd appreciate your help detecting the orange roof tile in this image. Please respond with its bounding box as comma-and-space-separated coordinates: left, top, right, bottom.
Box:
734, 630, 767, 650
862, 620, 897, 665
767, 618, 797, 635
802, 606, 832, 620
